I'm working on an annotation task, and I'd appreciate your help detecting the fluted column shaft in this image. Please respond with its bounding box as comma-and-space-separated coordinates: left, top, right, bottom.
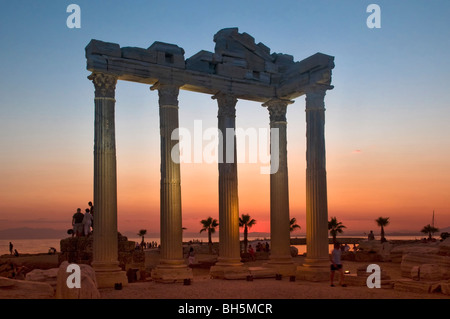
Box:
305, 86, 329, 266
213, 92, 242, 266
153, 82, 184, 266
89, 72, 120, 270
263, 99, 293, 263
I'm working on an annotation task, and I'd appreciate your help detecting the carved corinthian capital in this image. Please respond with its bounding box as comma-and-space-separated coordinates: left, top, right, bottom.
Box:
213, 92, 237, 118
305, 85, 328, 111
151, 82, 180, 106
88, 72, 118, 98
262, 99, 293, 123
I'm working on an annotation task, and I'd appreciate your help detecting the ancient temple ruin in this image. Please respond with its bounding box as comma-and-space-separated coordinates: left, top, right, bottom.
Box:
85, 28, 335, 287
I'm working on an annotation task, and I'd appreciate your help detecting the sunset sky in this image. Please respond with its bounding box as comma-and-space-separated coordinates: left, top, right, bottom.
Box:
0, 1, 449, 237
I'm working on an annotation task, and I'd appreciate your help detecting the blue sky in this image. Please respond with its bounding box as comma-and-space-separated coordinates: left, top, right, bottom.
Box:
0, 1, 449, 233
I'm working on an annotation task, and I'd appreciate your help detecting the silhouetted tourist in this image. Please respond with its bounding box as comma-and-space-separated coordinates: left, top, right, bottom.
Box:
187, 247, 195, 265
88, 201, 94, 228
9, 242, 13, 255
265, 242, 270, 252
248, 245, 255, 261
330, 243, 346, 287
368, 230, 375, 241
83, 208, 93, 236
72, 208, 85, 237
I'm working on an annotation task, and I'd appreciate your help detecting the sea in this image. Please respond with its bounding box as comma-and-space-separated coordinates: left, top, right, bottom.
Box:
0, 235, 423, 256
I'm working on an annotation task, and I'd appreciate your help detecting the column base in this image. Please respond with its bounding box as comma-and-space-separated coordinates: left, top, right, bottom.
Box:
296, 258, 330, 282
92, 262, 128, 288
210, 257, 246, 279
264, 256, 297, 277
151, 264, 193, 283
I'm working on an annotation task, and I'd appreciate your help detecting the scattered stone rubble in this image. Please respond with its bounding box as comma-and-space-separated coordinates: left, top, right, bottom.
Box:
343, 237, 450, 295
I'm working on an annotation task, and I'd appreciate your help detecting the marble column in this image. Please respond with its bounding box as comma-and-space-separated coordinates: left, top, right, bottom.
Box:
150, 82, 192, 282
297, 85, 332, 281
210, 92, 244, 277
89, 72, 127, 288
263, 99, 295, 275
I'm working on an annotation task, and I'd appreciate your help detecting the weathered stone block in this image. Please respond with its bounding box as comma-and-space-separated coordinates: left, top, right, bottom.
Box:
420, 264, 443, 281
401, 253, 450, 278
86, 39, 121, 58
56, 261, 100, 299
118, 241, 135, 252
264, 61, 279, 74
216, 63, 247, 79
232, 32, 257, 52
411, 265, 420, 280
222, 56, 248, 68
441, 281, 450, 295
245, 71, 270, 84
257, 42, 271, 55
394, 280, 432, 294
272, 53, 295, 71
354, 251, 382, 262
60, 238, 78, 252
121, 47, 157, 63
245, 52, 266, 72
356, 265, 390, 280
186, 51, 216, 73
439, 238, 450, 256
148, 41, 185, 55
0, 277, 54, 299
76, 236, 92, 252
155, 51, 185, 69
86, 54, 108, 71
217, 49, 246, 60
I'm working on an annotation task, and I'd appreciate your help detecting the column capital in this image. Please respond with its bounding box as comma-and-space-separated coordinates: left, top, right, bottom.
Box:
305, 85, 332, 111
212, 92, 238, 118
151, 82, 180, 106
88, 72, 118, 98
262, 98, 294, 124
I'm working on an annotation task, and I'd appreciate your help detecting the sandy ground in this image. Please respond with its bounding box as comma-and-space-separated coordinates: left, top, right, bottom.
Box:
100, 255, 450, 300
1, 252, 449, 300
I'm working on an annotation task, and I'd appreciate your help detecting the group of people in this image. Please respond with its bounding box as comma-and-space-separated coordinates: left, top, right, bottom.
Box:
71, 201, 94, 237
135, 241, 159, 250
255, 241, 270, 252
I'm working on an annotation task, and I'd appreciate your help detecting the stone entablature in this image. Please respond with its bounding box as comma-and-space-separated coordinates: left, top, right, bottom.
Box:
86, 27, 334, 102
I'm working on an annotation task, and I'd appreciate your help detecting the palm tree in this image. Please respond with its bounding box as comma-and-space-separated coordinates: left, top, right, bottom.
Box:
328, 217, 346, 244
239, 214, 256, 253
137, 229, 147, 250
200, 217, 219, 253
375, 217, 390, 242
289, 217, 301, 233
421, 224, 439, 240
137, 229, 147, 243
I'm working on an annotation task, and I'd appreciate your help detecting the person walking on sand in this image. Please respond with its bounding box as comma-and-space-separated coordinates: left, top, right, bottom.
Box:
9, 242, 13, 255
83, 208, 93, 236
330, 243, 346, 287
